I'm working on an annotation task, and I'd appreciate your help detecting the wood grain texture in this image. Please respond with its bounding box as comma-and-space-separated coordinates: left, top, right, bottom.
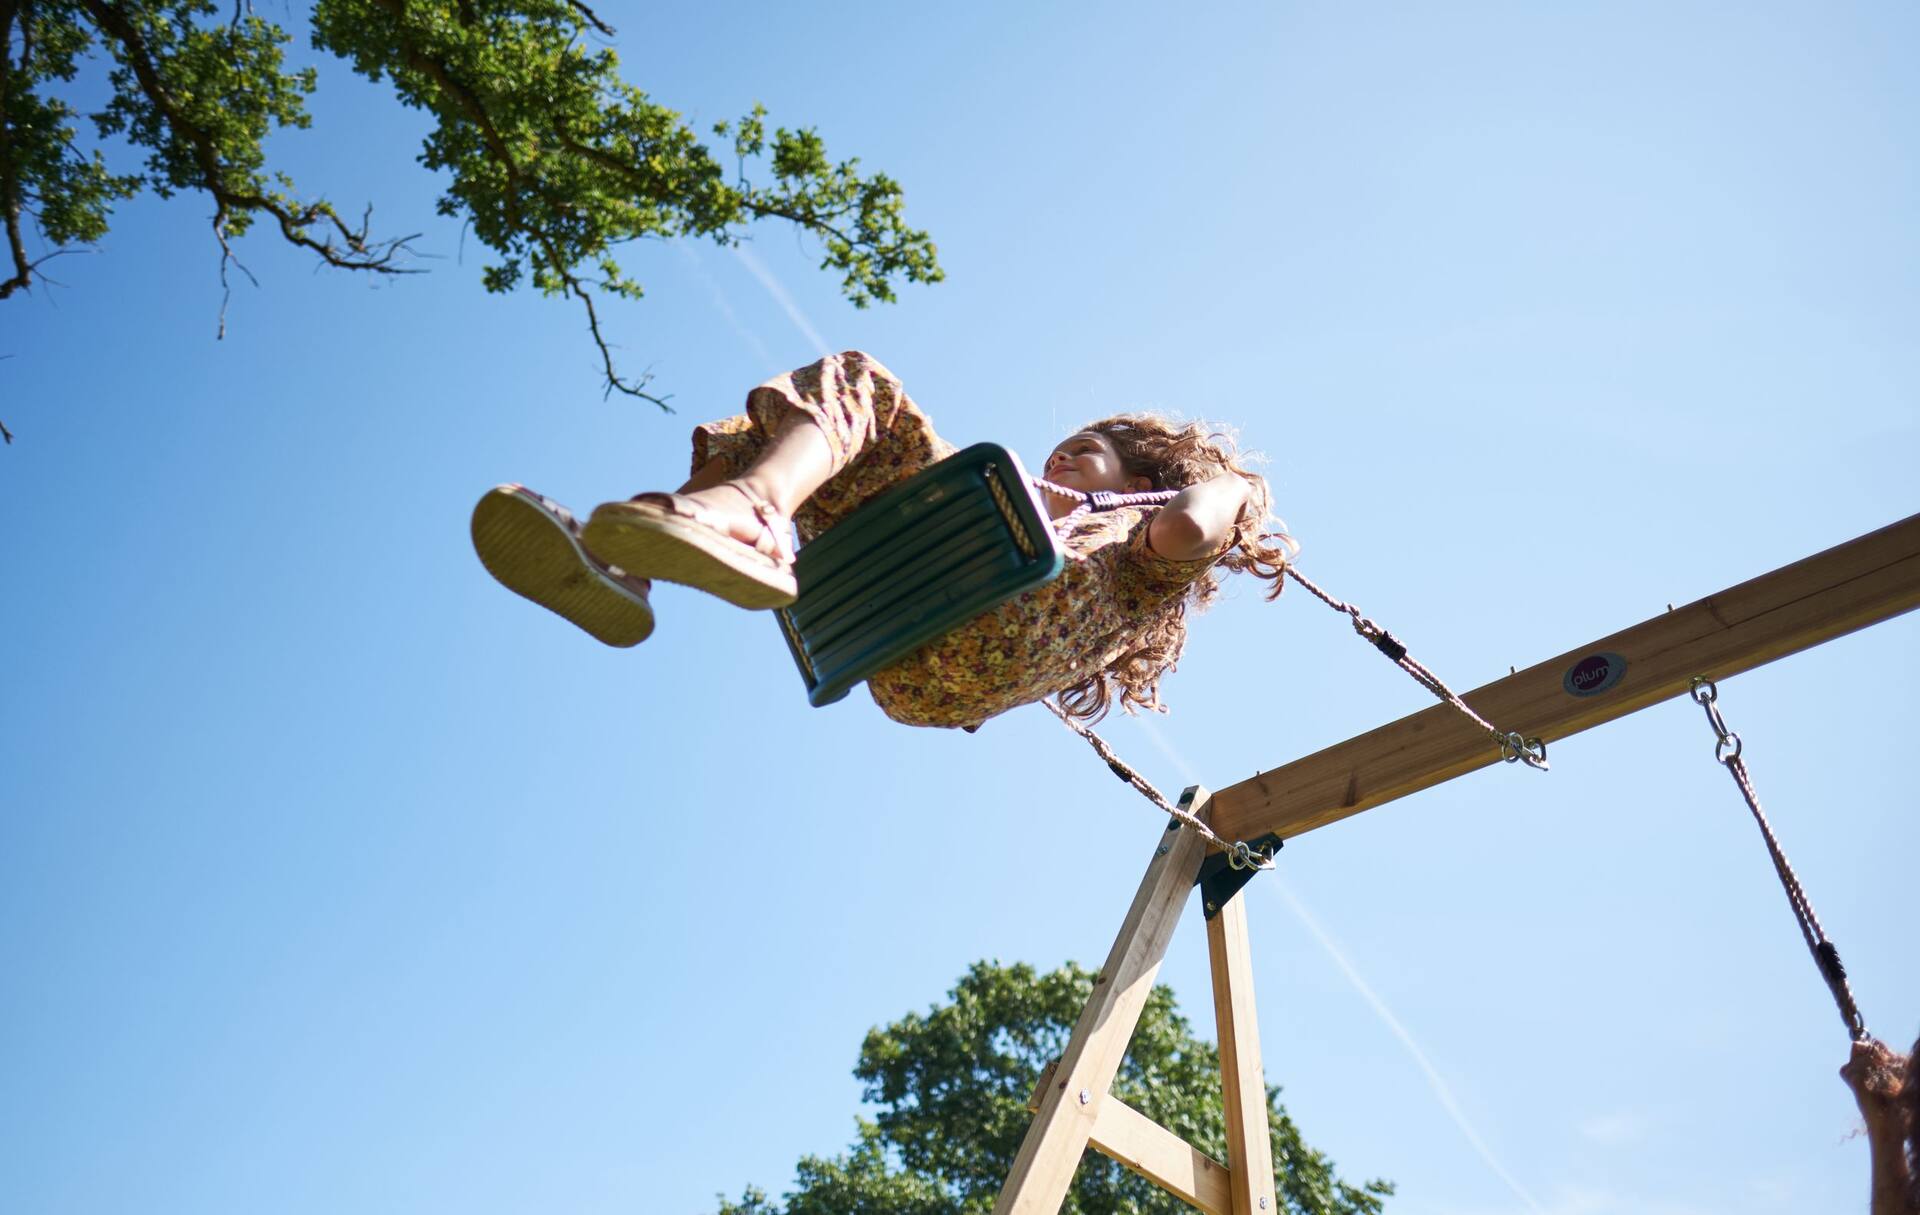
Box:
1092, 1092, 1234, 1215
1025, 1060, 1233, 1215
1212, 513, 1920, 845
993, 797, 1213, 1215
1208, 895, 1277, 1215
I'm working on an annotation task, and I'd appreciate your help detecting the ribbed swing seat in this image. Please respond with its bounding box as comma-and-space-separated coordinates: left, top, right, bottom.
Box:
775, 443, 1065, 706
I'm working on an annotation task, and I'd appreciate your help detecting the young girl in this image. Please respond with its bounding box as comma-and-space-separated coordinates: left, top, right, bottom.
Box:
471, 351, 1292, 730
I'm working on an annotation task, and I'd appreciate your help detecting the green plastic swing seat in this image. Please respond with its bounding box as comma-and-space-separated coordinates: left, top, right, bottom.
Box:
775, 443, 1065, 707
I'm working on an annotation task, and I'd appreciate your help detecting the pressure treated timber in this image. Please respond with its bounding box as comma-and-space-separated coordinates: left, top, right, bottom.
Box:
993, 795, 1213, 1215
1211, 512, 1920, 846
1090, 1094, 1234, 1215
1207, 894, 1277, 1215
1028, 1061, 1233, 1215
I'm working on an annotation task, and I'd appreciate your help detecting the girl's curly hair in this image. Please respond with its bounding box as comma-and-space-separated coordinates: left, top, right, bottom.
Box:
1054, 412, 1296, 723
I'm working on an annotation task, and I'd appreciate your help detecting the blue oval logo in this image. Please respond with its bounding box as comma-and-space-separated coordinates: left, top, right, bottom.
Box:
1563, 652, 1627, 698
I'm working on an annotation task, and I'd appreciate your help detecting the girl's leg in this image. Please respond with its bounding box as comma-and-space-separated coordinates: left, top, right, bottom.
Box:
582, 351, 953, 608
678, 350, 952, 539
664, 411, 836, 551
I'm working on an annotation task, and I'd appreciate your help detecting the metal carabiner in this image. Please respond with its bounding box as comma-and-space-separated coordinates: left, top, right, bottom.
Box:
1691, 676, 1740, 759
1519, 736, 1549, 770
1499, 731, 1550, 769
1703, 699, 1734, 742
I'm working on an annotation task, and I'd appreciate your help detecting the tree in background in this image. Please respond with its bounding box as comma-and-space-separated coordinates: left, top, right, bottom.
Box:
0, 0, 943, 438
713, 960, 1392, 1215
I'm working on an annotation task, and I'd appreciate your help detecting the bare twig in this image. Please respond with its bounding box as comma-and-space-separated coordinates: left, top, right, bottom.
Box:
212, 207, 260, 338
563, 0, 614, 37
564, 273, 665, 406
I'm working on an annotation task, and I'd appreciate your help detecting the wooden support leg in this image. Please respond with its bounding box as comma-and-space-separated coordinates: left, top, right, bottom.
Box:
1027, 1059, 1234, 1215
1208, 884, 1278, 1215
992, 794, 1213, 1215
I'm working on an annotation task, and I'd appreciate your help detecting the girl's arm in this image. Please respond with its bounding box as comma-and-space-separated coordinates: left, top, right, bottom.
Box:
1145, 474, 1253, 562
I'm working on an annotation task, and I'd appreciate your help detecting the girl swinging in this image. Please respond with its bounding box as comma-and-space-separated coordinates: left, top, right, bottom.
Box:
471, 351, 1293, 730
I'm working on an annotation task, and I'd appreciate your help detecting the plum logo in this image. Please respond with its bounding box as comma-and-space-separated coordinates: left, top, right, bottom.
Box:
1563, 652, 1627, 697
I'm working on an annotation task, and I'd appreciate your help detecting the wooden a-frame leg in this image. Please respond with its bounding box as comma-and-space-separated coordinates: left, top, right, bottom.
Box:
1208, 883, 1277, 1215
991, 793, 1213, 1215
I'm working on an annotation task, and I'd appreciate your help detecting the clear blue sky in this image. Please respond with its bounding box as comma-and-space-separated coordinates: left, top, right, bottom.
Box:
4, 3, 1917, 1212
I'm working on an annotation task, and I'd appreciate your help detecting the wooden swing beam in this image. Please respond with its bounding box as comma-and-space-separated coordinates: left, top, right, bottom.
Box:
1209, 511, 1920, 847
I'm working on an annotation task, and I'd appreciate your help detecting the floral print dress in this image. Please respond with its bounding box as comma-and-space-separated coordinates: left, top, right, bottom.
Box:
693, 351, 1224, 730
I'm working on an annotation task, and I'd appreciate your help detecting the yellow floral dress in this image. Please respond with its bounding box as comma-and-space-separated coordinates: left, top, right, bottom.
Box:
693, 352, 1224, 730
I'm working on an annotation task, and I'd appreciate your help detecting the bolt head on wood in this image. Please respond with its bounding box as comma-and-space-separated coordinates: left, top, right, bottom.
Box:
1077, 1089, 1091, 1105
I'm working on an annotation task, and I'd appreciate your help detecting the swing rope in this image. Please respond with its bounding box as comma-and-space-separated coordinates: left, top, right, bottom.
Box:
1688, 676, 1869, 1042
1281, 566, 1548, 769
1029, 476, 1547, 865
1027, 477, 1186, 517
1040, 697, 1275, 871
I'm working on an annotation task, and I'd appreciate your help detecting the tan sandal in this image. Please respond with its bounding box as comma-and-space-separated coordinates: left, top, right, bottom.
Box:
580, 483, 798, 610
471, 485, 657, 647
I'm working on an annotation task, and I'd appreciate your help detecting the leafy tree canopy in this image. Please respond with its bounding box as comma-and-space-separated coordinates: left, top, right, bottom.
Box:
713, 960, 1392, 1215
0, 0, 943, 419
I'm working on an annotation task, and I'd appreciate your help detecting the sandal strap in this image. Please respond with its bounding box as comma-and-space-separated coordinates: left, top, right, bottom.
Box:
626, 486, 794, 567
717, 483, 794, 564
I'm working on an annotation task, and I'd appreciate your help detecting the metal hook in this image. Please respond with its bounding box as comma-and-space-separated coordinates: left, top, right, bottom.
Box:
1499, 732, 1550, 770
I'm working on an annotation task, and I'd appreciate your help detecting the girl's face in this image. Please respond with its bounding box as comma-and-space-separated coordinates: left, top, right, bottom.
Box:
1043, 431, 1131, 492
1041, 431, 1149, 517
